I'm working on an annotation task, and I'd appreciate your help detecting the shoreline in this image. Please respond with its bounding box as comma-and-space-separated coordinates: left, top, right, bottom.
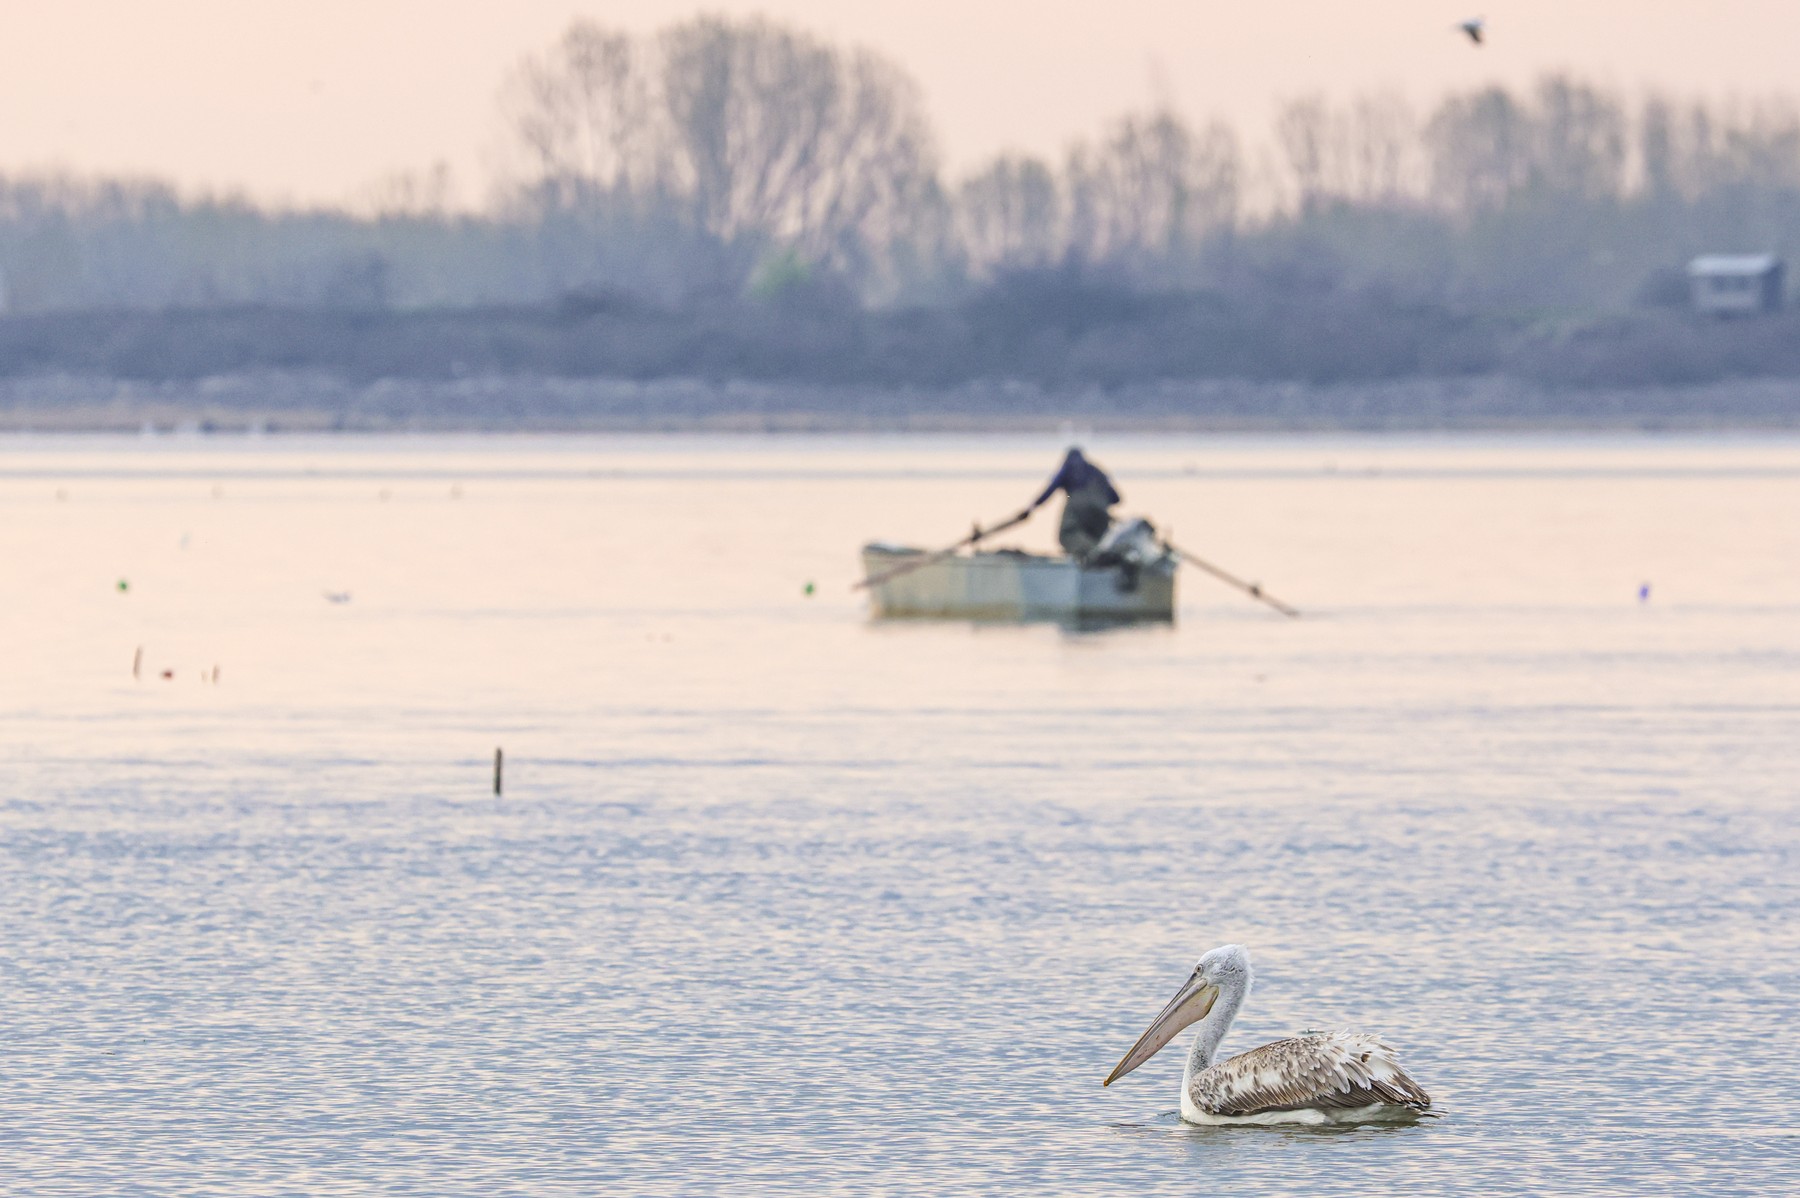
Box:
3, 372, 1799, 434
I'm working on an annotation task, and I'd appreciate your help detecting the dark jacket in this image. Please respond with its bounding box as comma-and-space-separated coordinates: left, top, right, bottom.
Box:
1031, 448, 1121, 509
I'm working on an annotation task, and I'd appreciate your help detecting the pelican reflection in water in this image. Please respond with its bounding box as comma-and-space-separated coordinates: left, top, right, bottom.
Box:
1104, 945, 1432, 1125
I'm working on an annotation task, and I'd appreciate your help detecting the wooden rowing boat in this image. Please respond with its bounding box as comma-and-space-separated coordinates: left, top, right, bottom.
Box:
859, 540, 1176, 623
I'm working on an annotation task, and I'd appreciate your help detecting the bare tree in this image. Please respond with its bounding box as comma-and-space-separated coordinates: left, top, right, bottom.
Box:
503, 23, 666, 207
1274, 96, 1330, 212
1340, 93, 1421, 202
1424, 87, 1534, 213
656, 19, 940, 278
356, 162, 457, 219
1064, 110, 1239, 272
1643, 95, 1800, 197
1639, 94, 1680, 200
1269, 93, 1422, 209
1424, 78, 1631, 215
500, 16, 939, 296
1531, 76, 1627, 199
1713, 100, 1800, 191
956, 155, 1063, 274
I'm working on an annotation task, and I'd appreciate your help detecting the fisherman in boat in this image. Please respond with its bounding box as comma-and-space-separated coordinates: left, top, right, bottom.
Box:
1021, 447, 1121, 562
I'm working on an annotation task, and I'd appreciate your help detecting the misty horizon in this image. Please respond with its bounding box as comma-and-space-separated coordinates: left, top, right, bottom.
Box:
7, 2, 1800, 210
9, 11, 1800, 421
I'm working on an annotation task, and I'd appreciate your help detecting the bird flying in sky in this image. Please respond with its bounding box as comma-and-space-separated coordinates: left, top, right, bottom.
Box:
1459, 17, 1485, 44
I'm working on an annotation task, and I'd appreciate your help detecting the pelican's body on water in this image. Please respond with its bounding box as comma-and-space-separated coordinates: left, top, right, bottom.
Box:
1104, 945, 1432, 1125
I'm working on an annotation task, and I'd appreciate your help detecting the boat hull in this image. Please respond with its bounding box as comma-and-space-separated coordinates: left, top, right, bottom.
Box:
861, 545, 1176, 623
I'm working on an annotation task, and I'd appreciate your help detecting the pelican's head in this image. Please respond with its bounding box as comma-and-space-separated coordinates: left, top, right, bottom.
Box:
1197, 943, 1252, 989
1102, 944, 1254, 1087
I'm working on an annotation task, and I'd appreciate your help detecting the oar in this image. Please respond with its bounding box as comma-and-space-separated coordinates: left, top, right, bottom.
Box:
854, 509, 1032, 590
1165, 541, 1300, 618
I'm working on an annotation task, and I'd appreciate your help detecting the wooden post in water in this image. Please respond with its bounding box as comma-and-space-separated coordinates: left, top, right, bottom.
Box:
494, 748, 504, 796
132, 646, 142, 679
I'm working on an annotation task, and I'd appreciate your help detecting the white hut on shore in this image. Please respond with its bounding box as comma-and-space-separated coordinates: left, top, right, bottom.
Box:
1687, 254, 1785, 315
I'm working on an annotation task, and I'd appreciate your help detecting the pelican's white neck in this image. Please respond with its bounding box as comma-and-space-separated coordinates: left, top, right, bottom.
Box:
1184, 968, 1250, 1080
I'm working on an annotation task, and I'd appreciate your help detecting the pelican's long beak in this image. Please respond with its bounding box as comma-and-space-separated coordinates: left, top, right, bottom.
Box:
1103, 972, 1220, 1087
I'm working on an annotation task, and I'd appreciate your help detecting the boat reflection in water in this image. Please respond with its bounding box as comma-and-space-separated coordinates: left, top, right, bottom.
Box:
860, 518, 1177, 625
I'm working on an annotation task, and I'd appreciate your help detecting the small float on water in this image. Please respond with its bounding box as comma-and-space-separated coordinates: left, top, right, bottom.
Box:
861, 518, 1177, 623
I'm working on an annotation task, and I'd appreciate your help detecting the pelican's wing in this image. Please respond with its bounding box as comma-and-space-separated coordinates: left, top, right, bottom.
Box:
1191, 1031, 1431, 1116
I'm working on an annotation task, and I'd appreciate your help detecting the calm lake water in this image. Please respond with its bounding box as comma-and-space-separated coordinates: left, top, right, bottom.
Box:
2, 433, 1798, 1195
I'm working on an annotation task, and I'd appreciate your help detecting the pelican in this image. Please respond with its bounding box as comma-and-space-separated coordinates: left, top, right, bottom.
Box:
1458, 17, 1485, 44
1103, 945, 1432, 1124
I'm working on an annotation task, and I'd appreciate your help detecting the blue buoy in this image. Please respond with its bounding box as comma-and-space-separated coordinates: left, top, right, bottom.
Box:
1638, 583, 1651, 603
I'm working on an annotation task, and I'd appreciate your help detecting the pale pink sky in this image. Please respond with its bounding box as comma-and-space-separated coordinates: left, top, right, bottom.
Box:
2, 1, 1794, 207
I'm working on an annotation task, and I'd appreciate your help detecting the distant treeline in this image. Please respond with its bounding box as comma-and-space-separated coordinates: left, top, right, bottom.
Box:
7, 16, 1800, 391
10, 282, 1800, 391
